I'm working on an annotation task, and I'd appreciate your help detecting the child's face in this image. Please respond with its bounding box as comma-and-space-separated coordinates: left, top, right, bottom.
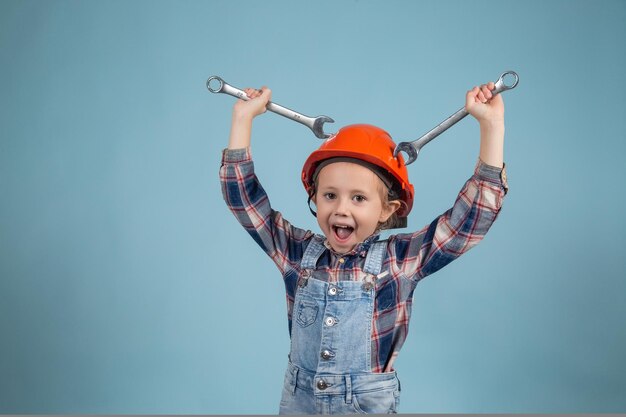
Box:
313, 162, 399, 254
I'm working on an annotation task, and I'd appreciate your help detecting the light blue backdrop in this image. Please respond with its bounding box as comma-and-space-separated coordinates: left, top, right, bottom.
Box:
1, 0, 625, 413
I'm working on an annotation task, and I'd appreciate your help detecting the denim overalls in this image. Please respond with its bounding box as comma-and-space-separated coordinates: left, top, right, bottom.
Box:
279, 237, 401, 415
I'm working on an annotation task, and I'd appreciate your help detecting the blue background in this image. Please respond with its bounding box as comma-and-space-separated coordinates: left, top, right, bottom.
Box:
1, 0, 625, 413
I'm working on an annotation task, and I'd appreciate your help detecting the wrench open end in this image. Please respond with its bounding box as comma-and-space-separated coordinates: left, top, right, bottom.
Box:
312, 116, 335, 139
394, 142, 419, 166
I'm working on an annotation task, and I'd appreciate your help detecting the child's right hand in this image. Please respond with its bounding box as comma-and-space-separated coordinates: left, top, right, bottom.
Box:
233, 86, 272, 120
227, 86, 272, 149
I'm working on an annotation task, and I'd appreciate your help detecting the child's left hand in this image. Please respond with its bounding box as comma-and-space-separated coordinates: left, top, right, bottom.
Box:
466, 81, 505, 124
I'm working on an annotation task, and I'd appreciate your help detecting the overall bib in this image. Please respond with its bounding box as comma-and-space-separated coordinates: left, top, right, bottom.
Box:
279, 237, 401, 415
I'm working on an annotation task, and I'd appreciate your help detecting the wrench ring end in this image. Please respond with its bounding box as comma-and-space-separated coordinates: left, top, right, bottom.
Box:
206, 76, 224, 93
497, 71, 519, 91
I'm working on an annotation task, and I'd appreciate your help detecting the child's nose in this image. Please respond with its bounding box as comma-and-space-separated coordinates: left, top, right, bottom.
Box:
334, 198, 350, 216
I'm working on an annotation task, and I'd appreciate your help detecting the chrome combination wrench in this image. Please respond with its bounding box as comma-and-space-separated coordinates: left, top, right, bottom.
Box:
206, 76, 335, 139
394, 71, 519, 165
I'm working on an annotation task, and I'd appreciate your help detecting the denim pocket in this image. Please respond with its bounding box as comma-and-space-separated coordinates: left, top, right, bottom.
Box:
351, 387, 398, 414
295, 299, 319, 327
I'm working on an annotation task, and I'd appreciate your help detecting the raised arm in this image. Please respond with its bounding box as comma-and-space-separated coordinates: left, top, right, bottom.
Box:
220, 86, 312, 275
390, 80, 508, 281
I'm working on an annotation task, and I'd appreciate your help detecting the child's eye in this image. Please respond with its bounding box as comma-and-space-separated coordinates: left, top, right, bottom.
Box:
324, 193, 336, 200
353, 195, 366, 203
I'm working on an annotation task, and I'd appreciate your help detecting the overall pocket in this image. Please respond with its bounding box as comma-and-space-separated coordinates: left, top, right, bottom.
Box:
295, 298, 319, 327
351, 386, 400, 414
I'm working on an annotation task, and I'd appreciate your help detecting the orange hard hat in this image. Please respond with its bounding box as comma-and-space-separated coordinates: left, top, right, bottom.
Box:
301, 124, 414, 218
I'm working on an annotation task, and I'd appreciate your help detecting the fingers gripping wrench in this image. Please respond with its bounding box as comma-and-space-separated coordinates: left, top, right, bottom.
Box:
207, 76, 335, 139
394, 71, 519, 165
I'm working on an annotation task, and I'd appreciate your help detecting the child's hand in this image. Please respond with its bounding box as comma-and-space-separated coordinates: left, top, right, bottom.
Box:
227, 86, 272, 149
466, 81, 504, 124
233, 86, 272, 121
468, 81, 506, 168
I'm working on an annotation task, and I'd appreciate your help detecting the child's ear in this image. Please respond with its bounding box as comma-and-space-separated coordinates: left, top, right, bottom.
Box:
379, 200, 402, 223
307, 191, 318, 217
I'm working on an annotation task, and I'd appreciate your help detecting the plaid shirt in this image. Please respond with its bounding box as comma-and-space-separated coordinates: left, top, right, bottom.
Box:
220, 147, 508, 373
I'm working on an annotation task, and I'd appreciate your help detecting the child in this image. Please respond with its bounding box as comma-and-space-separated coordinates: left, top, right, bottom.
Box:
219, 81, 508, 414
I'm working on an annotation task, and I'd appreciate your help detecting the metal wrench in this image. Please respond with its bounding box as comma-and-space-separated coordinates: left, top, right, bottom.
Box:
393, 71, 519, 165
206, 76, 335, 139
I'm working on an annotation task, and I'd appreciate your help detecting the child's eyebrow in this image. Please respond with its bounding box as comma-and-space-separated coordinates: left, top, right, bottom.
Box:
318, 185, 338, 192
350, 189, 372, 195
319, 185, 374, 195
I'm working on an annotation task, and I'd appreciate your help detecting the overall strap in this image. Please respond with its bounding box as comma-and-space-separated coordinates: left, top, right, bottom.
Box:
363, 240, 387, 276
300, 235, 327, 270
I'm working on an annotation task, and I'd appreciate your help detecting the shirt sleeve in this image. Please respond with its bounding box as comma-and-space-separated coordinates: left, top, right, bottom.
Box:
219, 147, 313, 275
389, 158, 508, 281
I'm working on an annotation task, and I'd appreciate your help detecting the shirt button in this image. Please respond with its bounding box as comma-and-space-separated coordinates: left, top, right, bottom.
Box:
324, 317, 337, 327
317, 379, 328, 390
338, 258, 345, 264
320, 349, 333, 360
328, 287, 338, 296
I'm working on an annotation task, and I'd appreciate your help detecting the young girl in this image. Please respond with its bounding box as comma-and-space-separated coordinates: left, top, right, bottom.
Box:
219, 81, 508, 414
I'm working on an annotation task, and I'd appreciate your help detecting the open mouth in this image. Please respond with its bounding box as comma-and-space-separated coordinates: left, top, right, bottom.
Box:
332, 225, 354, 241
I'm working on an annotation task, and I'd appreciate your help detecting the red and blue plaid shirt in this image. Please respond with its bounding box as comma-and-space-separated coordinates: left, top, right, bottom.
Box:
220, 147, 508, 373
